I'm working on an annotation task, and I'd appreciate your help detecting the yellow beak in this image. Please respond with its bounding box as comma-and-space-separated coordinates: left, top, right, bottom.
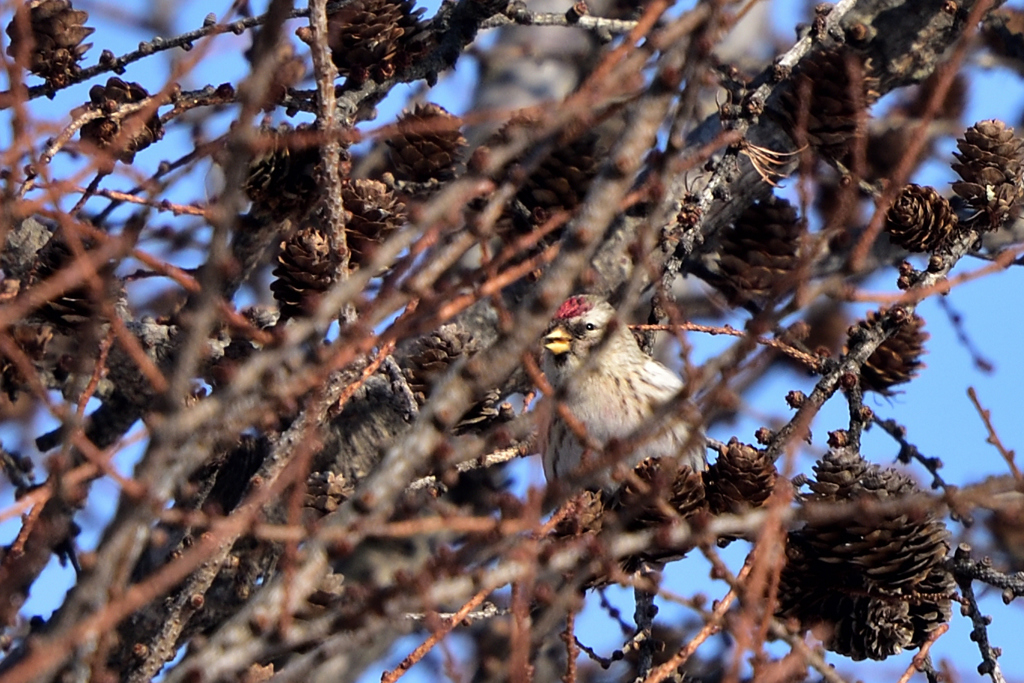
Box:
544, 327, 571, 356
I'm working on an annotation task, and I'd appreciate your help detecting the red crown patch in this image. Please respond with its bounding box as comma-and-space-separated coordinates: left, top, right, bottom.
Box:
554, 296, 592, 320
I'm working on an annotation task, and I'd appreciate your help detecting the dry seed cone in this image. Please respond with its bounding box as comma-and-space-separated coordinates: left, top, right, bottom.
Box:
343, 178, 406, 267
387, 103, 466, 183
951, 119, 1024, 230
849, 310, 928, 395
27, 232, 115, 329
79, 77, 163, 166
716, 196, 803, 306
779, 47, 879, 163
402, 324, 471, 404
484, 114, 602, 240
987, 496, 1024, 570
620, 459, 706, 526
804, 444, 871, 501
704, 438, 776, 514
885, 184, 958, 252
400, 325, 502, 432
609, 459, 705, 574
0, 324, 53, 402
304, 471, 354, 515
270, 221, 344, 320
244, 124, 326, 221
777, 448, 953, 661
318, 0, 425, 86
516, 124, 601, 224
668, 465, 708, 519
553, 490, 605, 536
5, 0, 93, 89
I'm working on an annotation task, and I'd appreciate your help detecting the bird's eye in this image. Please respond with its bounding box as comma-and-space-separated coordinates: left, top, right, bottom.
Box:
585, 323, 596, 331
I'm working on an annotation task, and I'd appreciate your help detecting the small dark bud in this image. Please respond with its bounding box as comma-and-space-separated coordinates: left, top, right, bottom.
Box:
786, 390, 806, 409
827, 429, 849, 448
755, 427, 774, 444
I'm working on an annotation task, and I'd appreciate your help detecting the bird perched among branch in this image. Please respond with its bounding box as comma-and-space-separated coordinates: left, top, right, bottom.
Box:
539, 295, 706, 492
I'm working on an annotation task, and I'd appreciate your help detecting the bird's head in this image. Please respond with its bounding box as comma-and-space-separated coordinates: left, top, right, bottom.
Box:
542, 295, 632, 385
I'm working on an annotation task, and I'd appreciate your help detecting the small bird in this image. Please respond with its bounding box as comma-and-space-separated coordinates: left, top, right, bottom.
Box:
540, 294, 706, 491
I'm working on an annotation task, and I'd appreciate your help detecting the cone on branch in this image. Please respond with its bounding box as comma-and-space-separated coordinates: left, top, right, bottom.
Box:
310, 0, 426, 86
5, 0, 93, 90
0, 323, 53, 402
951, 119, 1024, 230
849, 310, 928, 394
270, 218, 344, 321
401, 325, 504, 432
716, 196, 803, 307
777, 447, 953, 661
553, 490, 606, 536
779, 47, 880, 163
515, 123, 601, 224
342, 179, 406, 268
612, 458, 707, 527
26, 231, 116, 329
704, 438, 777, 514
244, 124, 338, 221
864, 72, 967, 184
884, 184, 959, 252
386, 103, 466, 184
78, 77, 163, 167
501, 114, 602, 227
261, 42, 307, 112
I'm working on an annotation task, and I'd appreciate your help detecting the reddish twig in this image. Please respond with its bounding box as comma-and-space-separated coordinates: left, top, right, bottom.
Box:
380, 588, 490, 683
967, 386, 1021, 481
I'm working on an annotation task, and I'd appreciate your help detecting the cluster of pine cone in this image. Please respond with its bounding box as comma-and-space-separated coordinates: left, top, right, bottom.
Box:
552, 438, 778, 574
778, 446, 953, 661
884, 119, 1024, 252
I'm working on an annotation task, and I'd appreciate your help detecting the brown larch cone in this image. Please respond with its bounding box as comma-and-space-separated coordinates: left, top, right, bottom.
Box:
5, 0, 93, 89
261, 41, 306, 112
402, 324, 472, 403
493, 114, 602, 229
0, 323, 53, 402
779, 47, 880, 163
866, 73, 967, 184
612, 458, 707, 528
313, 0, 425, 86
244, 124, 327, 221
704, 438, 777, 514
78, 77, 163, 167
343, 178, 406, 267
668, 465, 708, 519
27, 232, 115, 328
553, 490, 605, 536
716, 196, 803, 306
270, 221, 344, 320
400, 325, 503, 432
982, 7, 1024, 65
987, 495, 1024, 570
885, 184, 959, 252
304, 471, 354, 515
804, 444, 871, 501
387, 103, 466, 183
516, 124, 601, 224
610, 458, 705, 574
951, 119, 1024, 230
849, 310, 928, 394
777, 448, 953, 661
